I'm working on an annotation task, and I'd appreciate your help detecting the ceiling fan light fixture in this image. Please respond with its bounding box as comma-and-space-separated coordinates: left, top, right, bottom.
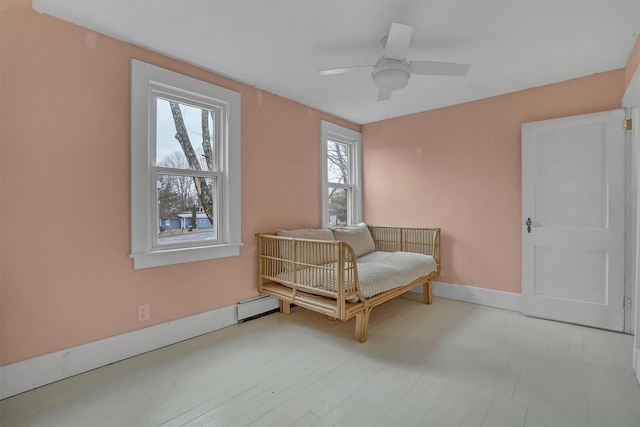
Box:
317, 23, 470, 101
372, 68, 410, 91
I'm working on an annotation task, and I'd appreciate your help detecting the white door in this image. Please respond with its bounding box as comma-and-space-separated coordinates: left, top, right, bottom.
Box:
522, 109, 626, 331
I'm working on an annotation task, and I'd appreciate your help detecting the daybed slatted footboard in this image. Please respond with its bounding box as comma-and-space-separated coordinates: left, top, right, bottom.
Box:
256, 226, 440, 342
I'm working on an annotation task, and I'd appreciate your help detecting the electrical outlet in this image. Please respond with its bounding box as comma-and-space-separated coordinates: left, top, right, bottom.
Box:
138, 304, 150, 322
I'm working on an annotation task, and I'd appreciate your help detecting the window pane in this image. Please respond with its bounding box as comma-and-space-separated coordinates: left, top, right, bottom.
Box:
327, 140, 350, 184
328, 186, 350, 227
157, 174, 217, 244
156, 98, 216, 171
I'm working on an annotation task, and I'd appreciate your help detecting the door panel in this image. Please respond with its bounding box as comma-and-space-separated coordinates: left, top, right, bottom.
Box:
534, 246, 607, 304
522, 109, 625, 331
534, 125, 607, 229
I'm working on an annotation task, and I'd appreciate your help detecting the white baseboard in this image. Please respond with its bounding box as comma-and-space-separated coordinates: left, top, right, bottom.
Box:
0, 305, 237, 400
411, 281, 521, 312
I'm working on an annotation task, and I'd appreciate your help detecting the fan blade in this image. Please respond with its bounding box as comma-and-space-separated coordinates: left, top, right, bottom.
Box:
317, 65, 374, 75
384, 23, 413, 60
409, 61, 471, 76
377, 89, 392, 101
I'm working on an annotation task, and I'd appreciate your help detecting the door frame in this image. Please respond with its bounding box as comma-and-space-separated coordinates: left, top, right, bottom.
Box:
622, 65, 640, 378
624, 106, 637, 335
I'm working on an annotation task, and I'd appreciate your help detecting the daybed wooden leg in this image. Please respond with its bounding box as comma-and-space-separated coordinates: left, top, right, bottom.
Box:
280, 300, 291, 314
355, 309, 371, 343
423, 279, 433, 305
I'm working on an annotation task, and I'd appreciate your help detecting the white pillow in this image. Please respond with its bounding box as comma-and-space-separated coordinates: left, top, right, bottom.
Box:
276, 228, 336, 269
331, 223, 376, 258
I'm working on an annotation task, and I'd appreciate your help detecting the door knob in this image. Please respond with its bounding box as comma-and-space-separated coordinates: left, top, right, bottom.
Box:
525, 218, 533, 233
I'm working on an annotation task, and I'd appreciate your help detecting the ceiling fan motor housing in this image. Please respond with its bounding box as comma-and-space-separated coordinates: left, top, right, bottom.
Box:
372, 57, 410, 91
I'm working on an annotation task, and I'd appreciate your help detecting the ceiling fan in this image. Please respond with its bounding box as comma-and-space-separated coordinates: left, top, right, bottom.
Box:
318, 23, 471, 101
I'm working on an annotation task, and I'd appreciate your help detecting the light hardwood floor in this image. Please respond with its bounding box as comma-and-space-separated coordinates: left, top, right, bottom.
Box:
1, 295, 639, 427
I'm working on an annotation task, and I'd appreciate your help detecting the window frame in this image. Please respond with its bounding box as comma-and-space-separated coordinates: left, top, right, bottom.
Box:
130, 59, 241, 269
320, 120, 362, 228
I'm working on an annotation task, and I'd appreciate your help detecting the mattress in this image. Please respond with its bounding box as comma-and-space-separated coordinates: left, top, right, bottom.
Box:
274, 251, 437, 300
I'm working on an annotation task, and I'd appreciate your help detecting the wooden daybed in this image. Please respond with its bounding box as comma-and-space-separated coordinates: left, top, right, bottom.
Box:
256, 224, 440, 342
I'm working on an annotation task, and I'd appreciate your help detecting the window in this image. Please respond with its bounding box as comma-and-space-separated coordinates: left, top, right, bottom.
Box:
320, 121, 362, 227
130, 60, 241, 269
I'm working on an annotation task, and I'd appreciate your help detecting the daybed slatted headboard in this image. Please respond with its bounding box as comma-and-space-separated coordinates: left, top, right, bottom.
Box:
368, 226, 440, 272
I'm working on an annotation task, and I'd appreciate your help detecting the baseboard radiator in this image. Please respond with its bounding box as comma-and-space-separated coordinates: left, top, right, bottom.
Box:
236, 295, 280, 321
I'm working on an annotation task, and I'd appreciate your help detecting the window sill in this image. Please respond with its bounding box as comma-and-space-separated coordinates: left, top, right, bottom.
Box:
130, 243, 242, 269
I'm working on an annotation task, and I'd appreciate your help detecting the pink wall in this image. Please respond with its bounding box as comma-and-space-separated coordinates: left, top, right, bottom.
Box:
0, 4, 358, 365
362, 70, 625, 294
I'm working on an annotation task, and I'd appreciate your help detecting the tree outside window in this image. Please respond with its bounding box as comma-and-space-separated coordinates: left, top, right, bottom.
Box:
154, 98, 219, 243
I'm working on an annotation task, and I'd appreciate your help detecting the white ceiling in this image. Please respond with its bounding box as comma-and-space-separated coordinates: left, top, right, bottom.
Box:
33, 0, 640, 124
